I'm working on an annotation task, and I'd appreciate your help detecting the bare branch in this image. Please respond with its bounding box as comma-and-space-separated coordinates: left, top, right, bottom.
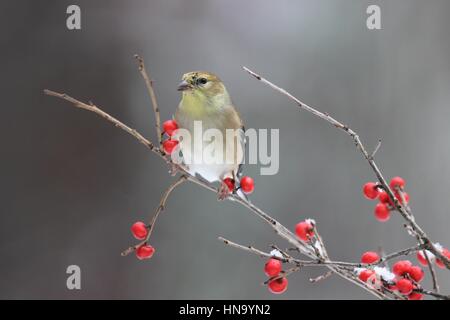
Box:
121, 175, 187, 256
134, 54, 162, 144
43, 89, 158, 154
370, 139, 382, 159
242, 66, 450, 269
43, 57, 448, 300
377, 245, 422, 264
423, 247, 440, 293
219, 237, 353, 268
418, 289, 449, 300
310, 271, 333, 283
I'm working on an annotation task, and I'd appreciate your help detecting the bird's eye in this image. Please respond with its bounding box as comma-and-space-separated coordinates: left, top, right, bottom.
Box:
197, 77, 208, 85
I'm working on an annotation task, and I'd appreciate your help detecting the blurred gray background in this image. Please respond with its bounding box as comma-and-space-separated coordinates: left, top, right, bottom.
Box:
1, 0, 450, 299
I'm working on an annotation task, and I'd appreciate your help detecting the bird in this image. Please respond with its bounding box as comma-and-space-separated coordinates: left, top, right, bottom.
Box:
174, 71, 245, 200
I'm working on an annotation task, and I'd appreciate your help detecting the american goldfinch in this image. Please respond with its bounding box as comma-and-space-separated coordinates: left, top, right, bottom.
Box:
174, 71, 245, 199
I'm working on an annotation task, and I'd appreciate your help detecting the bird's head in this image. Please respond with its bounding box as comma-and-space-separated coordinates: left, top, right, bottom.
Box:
178, 71, 231, 107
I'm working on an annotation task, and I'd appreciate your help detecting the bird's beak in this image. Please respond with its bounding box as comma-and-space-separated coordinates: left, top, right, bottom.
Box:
177, 80, 191, 91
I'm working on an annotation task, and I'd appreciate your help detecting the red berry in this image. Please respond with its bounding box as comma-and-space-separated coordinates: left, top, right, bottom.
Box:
388, 284, 397, 291
408, 266, 424, 282
392, 260, 412, 276
408, 291, 423, 300
390, 176, 406, 190
163, 139, 179, 154
295, 221, 314, 241
268, 277, 288, 294
378, 191, 393, 205
361, 251, 380, 264
395, 191, 410, 204
162, 119, 178, 136
436, 259, 444, 268
264, 258, 282, 277
374, 203, 390, 222
363, 182, 379, 200
435, 248, 450, 269
358, 269, 375, 282
131, 221, 148, 240
223, 178, 235, 192
135, 244, 155, 260
240, 176, 254, 194
396, 278, 413, 295
416, 251, 428, 266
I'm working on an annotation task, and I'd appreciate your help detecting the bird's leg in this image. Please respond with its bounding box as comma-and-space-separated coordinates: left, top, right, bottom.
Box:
168, 162, 180, 176
231, 171, 237, 194
217, 181, 230, 201
217, 176, 234, 201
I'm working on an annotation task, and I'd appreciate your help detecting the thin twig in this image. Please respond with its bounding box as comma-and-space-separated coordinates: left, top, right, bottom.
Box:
121, 175, 187, 256
417, 289, 449, 300
42, 88, 390, 300
370, 139, 382, 159
242, 66, 450, 269
44, 89, 158, 154
423, 246, 440, 293
43, 58, 448, 300
220, 237, 357, 268
263, 267, 301, 285
134, 54, 162, 144
377, 245, 422, 264
311, 223, 329, 260
310, 271, 333, 283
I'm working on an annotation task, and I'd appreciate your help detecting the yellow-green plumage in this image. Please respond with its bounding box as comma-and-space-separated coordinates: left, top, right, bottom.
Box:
174, 71, 245, 184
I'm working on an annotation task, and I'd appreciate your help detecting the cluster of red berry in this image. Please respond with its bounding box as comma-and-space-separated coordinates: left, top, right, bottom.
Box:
264, 258, 288, 294
362, 176, 409, 222
223, 176, 255, 194
162, 119, 179, 154
265, 219, 316, 295
417, 247, 450, 269
358, 254, 425, 300
391, 260, 424, 300
130, 221, 155, 260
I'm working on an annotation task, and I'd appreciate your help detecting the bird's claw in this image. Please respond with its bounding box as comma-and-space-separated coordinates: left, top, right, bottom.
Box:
168, 162, 179, 176
217, 181, 231, 201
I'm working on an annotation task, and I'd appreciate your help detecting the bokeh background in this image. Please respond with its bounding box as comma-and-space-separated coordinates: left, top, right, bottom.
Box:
1, 0, 450, 299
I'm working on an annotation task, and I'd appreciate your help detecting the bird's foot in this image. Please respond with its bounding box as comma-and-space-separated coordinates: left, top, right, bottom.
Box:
217, 180, 232, 201
168, 162, 180, 176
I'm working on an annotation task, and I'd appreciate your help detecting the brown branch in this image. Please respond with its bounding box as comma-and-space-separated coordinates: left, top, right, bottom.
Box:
417, 289, 449, 300
242, 66, 450, 269
42, 88, 434, 300
423, 247, 440, 293
377, 245, 422, 264
218, 237, 411, 300
263, 267, 301, 285
134, 54, 162, 144
43, 89, 159, 154
369, 139, 382, 160
311, 222, 329, 260
395, 187, 440, 294
219, 237, 357, 268
309, 271, 333, 283
43, 57, 448, 300
121, 175, 187, 256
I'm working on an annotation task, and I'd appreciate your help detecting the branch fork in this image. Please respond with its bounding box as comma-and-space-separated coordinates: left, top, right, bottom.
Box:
43, 55, 449, 299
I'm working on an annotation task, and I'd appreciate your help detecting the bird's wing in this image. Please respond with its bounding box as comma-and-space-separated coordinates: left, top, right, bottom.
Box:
224, 104, 246, 169
237, 125, 245, 178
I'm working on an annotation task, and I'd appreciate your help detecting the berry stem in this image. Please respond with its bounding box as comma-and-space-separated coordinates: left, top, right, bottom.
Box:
121, 175, 187, 256
43, 58, 450, 299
